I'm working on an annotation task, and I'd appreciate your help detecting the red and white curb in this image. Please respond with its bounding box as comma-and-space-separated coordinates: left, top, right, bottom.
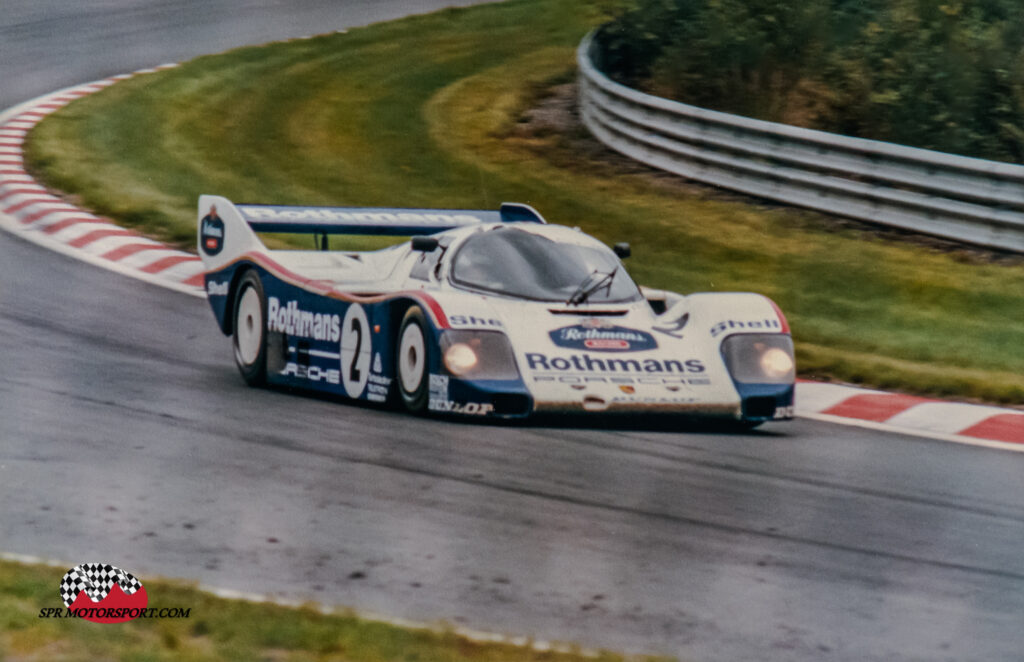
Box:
0, 72, 1021, 448
0, 67, 206, 298
797, 381, 1023, 450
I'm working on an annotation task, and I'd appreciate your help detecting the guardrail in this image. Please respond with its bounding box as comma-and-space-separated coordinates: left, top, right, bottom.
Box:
577, 31, 1024, 253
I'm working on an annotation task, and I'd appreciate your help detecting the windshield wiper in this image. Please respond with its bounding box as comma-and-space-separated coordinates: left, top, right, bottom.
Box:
568, 266, 618, 306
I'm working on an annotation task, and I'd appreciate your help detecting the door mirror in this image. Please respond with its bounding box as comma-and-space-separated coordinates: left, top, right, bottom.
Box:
411, 236, 439, 252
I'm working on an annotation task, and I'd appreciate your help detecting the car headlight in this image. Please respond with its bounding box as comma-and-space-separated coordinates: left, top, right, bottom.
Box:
760, 347, 794, 379
440, 330, 520, 380
443, 342, 479, 376
721, 334, 795, 384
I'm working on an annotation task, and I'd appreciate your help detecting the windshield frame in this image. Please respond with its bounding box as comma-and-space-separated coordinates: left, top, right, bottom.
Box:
445, 227, 643, 304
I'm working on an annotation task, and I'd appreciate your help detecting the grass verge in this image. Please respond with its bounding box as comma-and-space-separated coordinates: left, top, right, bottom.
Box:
0, 559, 658, 662
23, 0, 1024, 404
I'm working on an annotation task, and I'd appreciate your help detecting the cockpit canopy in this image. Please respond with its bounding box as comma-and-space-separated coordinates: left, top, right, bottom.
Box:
449, 227, 643, 304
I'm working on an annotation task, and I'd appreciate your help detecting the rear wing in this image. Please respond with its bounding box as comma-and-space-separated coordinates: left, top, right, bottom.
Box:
197, 194, 545, 269
239, 201, 544, 234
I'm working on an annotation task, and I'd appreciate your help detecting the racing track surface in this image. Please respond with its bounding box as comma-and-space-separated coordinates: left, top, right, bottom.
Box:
3, 3, 1024, 661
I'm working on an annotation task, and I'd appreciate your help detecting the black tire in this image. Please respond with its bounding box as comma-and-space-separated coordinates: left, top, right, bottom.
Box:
396, 306, 430, 413
231, 271, 268, 386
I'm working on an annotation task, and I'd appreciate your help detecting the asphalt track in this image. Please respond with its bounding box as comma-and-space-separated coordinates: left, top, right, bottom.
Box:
2, 3, 1024, 661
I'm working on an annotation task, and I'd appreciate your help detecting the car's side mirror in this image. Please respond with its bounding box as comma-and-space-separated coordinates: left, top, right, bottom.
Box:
411, 236, 439, 252
613, 242, 631, 259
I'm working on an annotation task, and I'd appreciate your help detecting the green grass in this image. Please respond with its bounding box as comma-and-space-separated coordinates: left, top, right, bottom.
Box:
23, 0, 1024, 404
0, 559, 656, 662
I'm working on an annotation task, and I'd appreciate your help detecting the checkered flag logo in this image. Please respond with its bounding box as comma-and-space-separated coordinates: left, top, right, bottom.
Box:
59, 563, 143, 607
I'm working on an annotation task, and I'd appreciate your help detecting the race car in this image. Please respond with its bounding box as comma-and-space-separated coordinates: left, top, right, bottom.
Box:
197, 195, 795, 426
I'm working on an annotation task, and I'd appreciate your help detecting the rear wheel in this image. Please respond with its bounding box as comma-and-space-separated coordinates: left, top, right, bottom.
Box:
232, 271, 267, 386
397, 306, 429, 412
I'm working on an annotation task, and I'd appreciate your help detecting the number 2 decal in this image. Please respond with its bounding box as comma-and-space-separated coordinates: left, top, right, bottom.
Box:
349, 317, 362, 383
340, 304, 371, 398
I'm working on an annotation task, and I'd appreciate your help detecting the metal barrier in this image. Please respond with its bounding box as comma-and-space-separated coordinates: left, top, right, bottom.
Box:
577, 32, 1024, 253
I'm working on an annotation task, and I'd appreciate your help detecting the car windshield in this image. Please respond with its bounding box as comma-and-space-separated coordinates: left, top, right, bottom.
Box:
448, 228, 642, 303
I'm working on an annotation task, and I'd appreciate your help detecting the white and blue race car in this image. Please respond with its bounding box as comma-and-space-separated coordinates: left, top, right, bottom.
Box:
198, 195, 795, 426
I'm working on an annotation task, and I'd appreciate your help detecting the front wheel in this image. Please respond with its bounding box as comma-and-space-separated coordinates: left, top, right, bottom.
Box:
232, 271, 267, 386
396, 306, 429, 412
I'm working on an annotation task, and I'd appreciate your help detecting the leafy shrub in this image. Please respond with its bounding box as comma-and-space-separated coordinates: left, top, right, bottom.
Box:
597, 0, 1024, 162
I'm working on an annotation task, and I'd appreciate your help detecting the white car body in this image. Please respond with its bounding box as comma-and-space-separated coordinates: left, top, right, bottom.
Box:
199, 195, 795, 424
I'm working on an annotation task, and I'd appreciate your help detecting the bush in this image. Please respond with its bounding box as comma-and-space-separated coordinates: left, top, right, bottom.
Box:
597, 0, 1024, 162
